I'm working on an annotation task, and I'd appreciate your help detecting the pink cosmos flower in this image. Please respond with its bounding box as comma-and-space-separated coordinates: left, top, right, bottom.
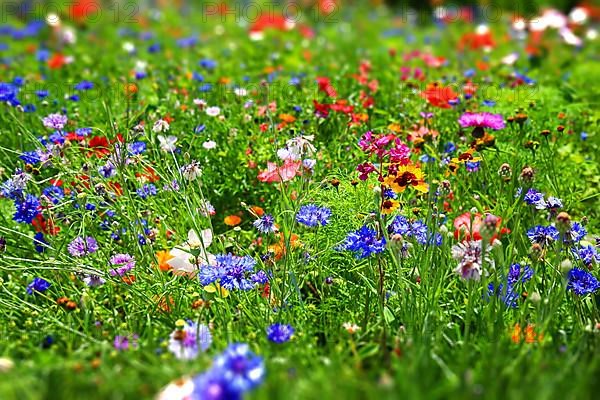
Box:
458, 112, 505, 130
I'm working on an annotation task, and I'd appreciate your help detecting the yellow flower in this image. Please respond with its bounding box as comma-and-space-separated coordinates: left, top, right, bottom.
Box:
204, 282, 229, 298
384, 164, 428, 194
381, 199, 400, 214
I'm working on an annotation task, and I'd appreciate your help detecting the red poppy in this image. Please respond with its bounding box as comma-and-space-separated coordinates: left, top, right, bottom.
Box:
421, 83, 458, 109
316, 77, 338, 98
313, 100, 330, 118
87, 136, 110, 158
69, 0, 100, 23
48, 53, 67, 69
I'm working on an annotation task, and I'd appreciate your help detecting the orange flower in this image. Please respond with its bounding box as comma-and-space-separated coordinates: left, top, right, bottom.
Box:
269, 233, 300, 261
250, 206, 265, 217
511, 323, 543, 344
156, 250, 174, 272
224, 215, 242, 226
279, 114, 296, 123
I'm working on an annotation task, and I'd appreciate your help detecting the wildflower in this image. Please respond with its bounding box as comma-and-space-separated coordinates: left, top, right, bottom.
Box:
199, 254, 262, 291
451, 240, 494, 280
152, 119, 170, 133
523, 189, 546, 209
13, 194, 40, 223
210, 343, 265, 393
224, 215, 242, 226
82, 275, 106, 287
269, 232, 300, 261
253, 214, 277, 233
168, 321, 212, 360
26, 277, 51, 295
511, 323, 543, 344
526, 225, 559, 246
488, 263, 534, 308
257, 159, 301, 183
573, 245, 600, 266
206, 106, 221, 117
42, 113, 68, 130
202, 140, 217, 150
342, 225, 386, 259
180, 161, 202, 181
567, 268, 600, 296
420, 83, 459, 109
136, 184, 157, 199
295, 204, 331, 227
167, 229, 215, 276
342, 322, 361, 334
385, 164, 428, 193
157, 135, 177, 152
198, 200, 216, 217
109, 253, 136, 277
458, 112, 505, 138
113, 334, 138, 351
67, 236, 98, 257
266, 323, 294, 343
564, 221, 586, 243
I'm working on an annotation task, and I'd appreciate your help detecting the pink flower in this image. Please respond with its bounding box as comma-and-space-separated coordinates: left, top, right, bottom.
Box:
258, 159, 301, 183
458, 112, 505, 130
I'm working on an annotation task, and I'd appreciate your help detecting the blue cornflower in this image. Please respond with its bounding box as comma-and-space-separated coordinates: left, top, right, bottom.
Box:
191, 369, 239, 400
388, 215, 411, 236
465, 160, 480, 172
567, 268, 600, 296
573, 245, 600, 266
266, 323, 294, 343
127, 141, 146, 155
98, 162, 116, 178
199, 58, 217, 69
488, 263, 534, 308
19, 151, 41, 165
342, 225, 386, 259
523, 188, 546, 209
565, 222, 587, 243
136, 184, 157, 199
211, 343, 265, 393
253, 214, 277, 233
74, 80, 94, 90
545, 196, 562, 210
13, 194, 40, 223
444, 142, 456, 154
250, 270, 269, 285
199, 254, 260, 291
0, 82, 19, 103
527, 225, 559, 246
67, 236, 99, 257
27, 277, 51, 295
295, 204, 331, 227
410, 220, 429, 244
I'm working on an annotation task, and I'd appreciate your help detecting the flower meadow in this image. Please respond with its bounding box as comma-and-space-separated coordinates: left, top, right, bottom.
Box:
0, 1, 600, 399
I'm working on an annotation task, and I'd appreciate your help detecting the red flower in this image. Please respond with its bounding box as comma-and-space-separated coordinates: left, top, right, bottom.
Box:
316, 77, 338, 98
32, 215, 60, 236
48, 53, 66, 69
87, 136, 111, 158
421, 83, 458, 109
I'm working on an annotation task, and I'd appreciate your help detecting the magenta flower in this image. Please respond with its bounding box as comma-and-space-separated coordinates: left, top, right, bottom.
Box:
458, 112, 505, 130
109, 253, 136, 276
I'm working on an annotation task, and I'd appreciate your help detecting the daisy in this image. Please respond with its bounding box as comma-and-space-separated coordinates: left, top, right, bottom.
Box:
206, 106, 221, 117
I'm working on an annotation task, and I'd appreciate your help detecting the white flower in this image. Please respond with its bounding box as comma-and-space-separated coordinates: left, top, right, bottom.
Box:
134, 60, 147, 73
181, 161, 202, 181
167, 229, 215, 276
206, 106, 221, 117
234, 87, 248, 96
122, 41, 135, 53
157, 135, 177, 153
202, 140, 217, 150
193, 98, 207, 108
451, 240, 495, 281
156, 377, 194, 400
167, 321, 212, 360
153, 119, 170, 133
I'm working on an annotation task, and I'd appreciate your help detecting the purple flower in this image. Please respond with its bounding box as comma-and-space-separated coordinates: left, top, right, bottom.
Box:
67, 236, 99, 257
109, 253, 136, 276
42, 113, 68, 130
458, 112, 505, 130
253, 214, 277, 233
114, 334, 138, 351
211, 343, 265, 393
27, 277, 51, 295
266, 323, 294, 343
